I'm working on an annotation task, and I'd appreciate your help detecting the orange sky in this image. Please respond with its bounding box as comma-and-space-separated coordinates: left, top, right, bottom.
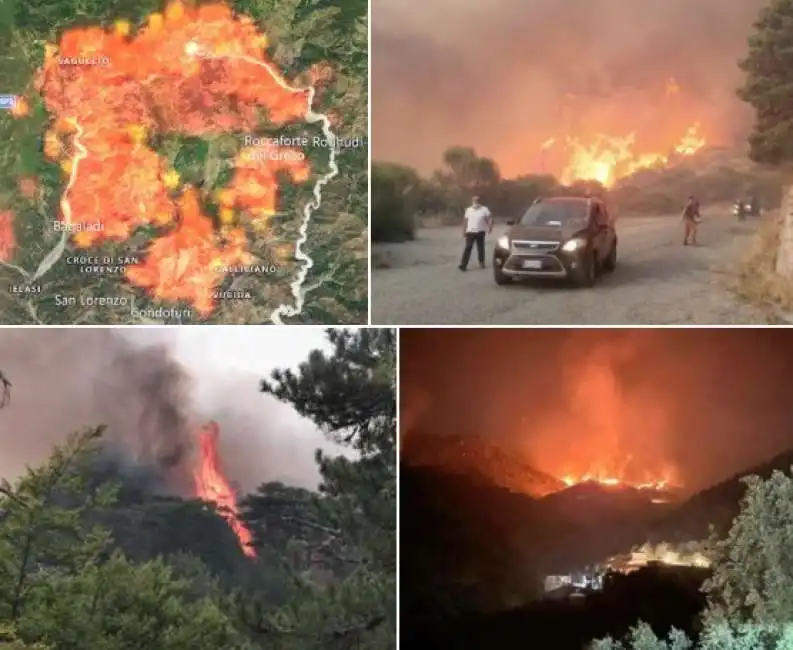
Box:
400, 329, 793, 493
373, 0, 765, 178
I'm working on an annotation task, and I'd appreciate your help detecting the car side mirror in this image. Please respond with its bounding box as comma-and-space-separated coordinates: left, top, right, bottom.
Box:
506, 219, 515, 226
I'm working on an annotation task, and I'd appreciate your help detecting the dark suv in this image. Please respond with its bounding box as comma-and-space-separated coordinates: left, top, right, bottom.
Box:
493, 196, 618, 287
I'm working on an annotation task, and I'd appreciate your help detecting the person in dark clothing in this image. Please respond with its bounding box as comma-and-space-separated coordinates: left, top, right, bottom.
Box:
682, 196, 701, 246
0, 370, 10, 408
459, 196, 493, 271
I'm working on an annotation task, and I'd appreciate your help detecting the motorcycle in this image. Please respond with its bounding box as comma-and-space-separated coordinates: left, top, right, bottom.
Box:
733, 201, 748, 220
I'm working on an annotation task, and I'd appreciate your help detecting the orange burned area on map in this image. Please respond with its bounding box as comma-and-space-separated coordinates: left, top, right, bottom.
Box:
0, 211, 16, 263
12, 0, 324, 316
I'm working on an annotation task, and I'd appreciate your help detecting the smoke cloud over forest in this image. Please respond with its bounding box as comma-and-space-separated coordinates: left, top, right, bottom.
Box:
373, 0, 766, 176
400, 329, 793, 493
0, 330, 332, 493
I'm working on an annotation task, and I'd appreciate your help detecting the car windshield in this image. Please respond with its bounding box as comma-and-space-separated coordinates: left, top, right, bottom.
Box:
519, 201, 588, 227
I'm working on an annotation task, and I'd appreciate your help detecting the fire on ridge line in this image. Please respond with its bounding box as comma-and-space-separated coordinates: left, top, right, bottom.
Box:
561, 474, 673, 490
552, 122, 706, 188
533, 78, 707, 188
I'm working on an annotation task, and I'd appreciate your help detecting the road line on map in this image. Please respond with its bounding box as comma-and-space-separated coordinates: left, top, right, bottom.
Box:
30, 118, 87, 282
191, 42, 339, 324
0, 254, 30, 280
0, 118, 86, 283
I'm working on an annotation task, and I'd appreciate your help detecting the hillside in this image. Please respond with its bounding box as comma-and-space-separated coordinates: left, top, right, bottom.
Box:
537, 481, 678, 527
611, 146, 788, 214
402, 429, 793, 625
400, 462, 680, 617
400, 463, 543, 620
402, 433, 564, 497
650, 448, 793, 542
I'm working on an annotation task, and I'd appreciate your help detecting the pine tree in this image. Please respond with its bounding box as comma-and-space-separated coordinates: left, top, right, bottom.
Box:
238, 328, 396, 649
738, 0, 793, 164
0, 428, 246, 650
590, 468, 793, 649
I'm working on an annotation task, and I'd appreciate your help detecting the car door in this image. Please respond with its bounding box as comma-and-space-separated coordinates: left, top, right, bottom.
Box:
590, 202, 607, 254
599, 203, 615, 251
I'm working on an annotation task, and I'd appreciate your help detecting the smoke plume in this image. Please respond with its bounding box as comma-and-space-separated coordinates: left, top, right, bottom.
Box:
526, 330, 674, 485
0, 329, 332, 493
373, 0, 766, 176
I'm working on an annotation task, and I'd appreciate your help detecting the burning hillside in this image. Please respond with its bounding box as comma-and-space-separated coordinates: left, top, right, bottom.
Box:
0, 329, 334, 562
555, 119, 706, 188
557, 462, 680, 492
373, 0, 762, 179
522, 336, 682, 498
542, 77, 708, 187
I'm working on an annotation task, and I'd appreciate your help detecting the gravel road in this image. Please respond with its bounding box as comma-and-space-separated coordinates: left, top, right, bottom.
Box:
371, 214, 771, 325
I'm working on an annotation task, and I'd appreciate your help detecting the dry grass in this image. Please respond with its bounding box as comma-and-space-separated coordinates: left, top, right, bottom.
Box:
731, 212, 793, 318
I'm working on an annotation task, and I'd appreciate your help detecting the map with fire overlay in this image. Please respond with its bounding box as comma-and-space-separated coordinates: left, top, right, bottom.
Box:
0, 0, 368, 324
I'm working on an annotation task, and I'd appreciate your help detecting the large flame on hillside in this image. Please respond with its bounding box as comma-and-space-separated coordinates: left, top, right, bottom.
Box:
193, 421, 256, 558
543, 78, 706, 187
557, 123, 705, 188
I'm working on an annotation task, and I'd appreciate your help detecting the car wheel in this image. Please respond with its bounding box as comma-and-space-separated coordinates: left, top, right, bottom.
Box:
574, 252, 596, 287
493, 260, 511, 285
602, 240, 617, 272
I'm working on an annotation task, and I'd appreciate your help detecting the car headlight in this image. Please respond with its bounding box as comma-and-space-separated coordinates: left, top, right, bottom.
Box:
561, 238, 586, 252
497, 235, 510, 250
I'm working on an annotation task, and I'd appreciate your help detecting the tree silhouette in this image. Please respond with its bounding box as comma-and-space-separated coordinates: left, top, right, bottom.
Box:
591, 467, 793, 649
0, 371, 10, 408
738, 0, 793, 164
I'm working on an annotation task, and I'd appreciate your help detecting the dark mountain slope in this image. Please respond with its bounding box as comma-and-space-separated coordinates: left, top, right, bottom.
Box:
650, 448, 793, 542
402, 433, 565, 497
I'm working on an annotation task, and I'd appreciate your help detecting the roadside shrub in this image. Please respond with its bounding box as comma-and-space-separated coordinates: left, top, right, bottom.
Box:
371, 162, 418, 242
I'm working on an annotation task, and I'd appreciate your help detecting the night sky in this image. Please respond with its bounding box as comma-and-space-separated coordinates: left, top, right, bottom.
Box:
400, 328, 793, 492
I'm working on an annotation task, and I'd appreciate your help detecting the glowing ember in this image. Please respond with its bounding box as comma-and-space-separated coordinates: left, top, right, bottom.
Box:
193, 420, 256, 558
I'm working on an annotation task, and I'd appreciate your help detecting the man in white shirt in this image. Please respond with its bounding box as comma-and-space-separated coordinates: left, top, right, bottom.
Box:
459, 196, 493, 271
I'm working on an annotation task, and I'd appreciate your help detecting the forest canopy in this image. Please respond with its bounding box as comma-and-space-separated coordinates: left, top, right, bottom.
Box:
0, 327, 396, 650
